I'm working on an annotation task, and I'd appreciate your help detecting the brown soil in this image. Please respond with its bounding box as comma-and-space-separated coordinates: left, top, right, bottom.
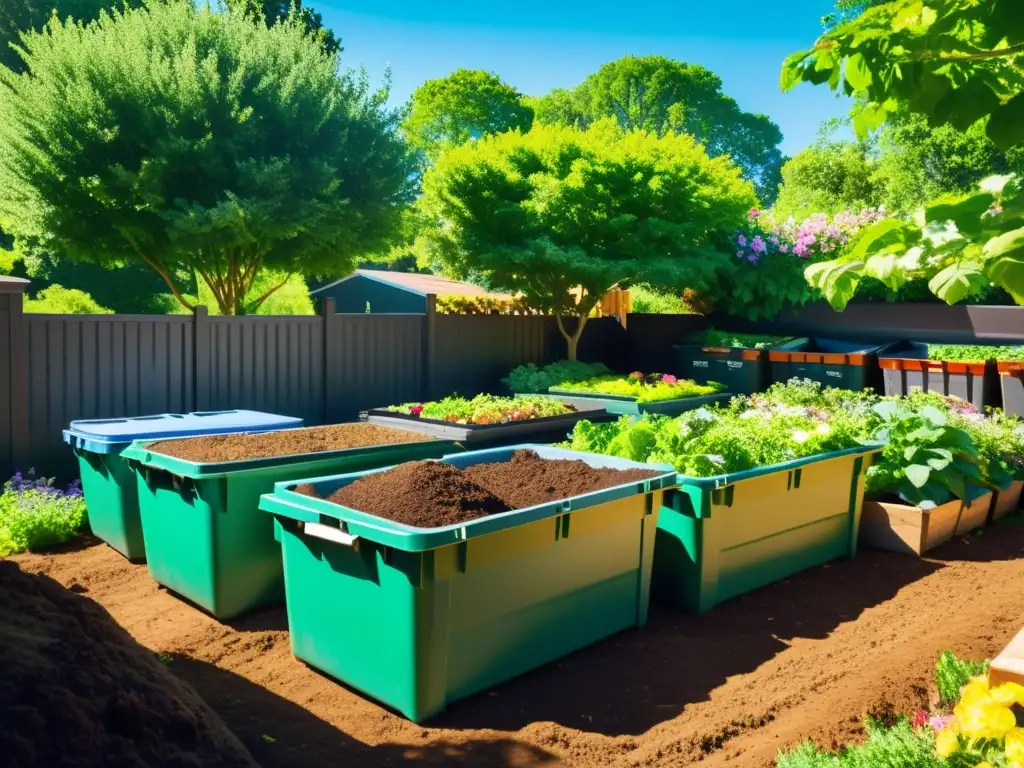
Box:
148, 423, 431, 463
0, 559, 256, 768
298, 450, 660, 528
13, 519, 1024, 768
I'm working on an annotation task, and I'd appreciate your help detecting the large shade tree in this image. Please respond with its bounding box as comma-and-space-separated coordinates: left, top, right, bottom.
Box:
0, 0, 416, 314
414, 119, 756, 359
402, 69, 534, 159
531, 56, 785, 204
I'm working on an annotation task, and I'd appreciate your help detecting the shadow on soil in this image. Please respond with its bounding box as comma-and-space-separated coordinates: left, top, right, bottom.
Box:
924, 513, 1024, 563
168, 654, 567, 768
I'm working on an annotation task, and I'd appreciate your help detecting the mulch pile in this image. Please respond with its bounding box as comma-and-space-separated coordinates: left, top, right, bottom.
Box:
0, 560, 257, 768
296, 449, 660, 528
148, 423, 431, 463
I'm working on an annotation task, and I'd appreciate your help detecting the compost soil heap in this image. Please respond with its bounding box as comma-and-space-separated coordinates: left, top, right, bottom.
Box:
0, 560, 256, 768
147, 423, 431, 463
295, 449, 661, 527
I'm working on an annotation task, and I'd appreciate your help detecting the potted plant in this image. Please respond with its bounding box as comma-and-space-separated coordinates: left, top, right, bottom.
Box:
547, 371, 730, 416
859, 400, 991, 556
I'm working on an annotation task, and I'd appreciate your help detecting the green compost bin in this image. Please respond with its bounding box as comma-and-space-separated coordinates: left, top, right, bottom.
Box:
769, 337, 886, 392
259, 444, 676, 722
121, 427, 457, 620
673, 335, 794, 395
63, 410, 303, 561
545, 389, 732, 417
653, 444, 880, 613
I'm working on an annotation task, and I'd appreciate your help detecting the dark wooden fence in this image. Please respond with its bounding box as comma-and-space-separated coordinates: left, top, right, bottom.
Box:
2, 271, 1022, 480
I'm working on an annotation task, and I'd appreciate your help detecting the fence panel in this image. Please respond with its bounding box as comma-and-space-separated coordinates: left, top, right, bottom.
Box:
0, 296, 11, 475
199, 316, 324, 426
23, 315, 195, 476
325, 314, 425, 420
624, 313, 709, 372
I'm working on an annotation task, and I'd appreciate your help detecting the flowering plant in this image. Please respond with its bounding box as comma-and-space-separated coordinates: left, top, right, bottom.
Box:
0, 470, 87, 556
933, 676, 1024, 767
550, 372, 723, 404
386, 395, 573, 425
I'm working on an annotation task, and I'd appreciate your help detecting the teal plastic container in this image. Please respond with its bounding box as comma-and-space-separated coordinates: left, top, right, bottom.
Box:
259, 444, 676, 722
653, 444, 880, 613
121, 427, 456, 620
63, 410, 303, 561
545, 390, 732, 417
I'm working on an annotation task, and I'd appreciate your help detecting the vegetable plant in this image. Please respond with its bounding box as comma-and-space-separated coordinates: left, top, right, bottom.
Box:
926, 344, 1024, 363
386, 395, 573, 425
551, 372, 723, 403
503, 360, 611, 394
0, 471, 87, 556
864, 400, 984, 509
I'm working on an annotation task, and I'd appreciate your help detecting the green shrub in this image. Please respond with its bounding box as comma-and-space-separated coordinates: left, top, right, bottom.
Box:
503, 360, 611, 394
630, 284, 690, 314
777, 718, 941, 768
23, 285, 112, 314
0, 472, 88, 556
935, 650, 989, 707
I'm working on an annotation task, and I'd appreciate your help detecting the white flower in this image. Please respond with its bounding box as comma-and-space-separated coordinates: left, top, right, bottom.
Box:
791, 430, 810, 444
815, 424, 831, 435
692, 407, 715, 422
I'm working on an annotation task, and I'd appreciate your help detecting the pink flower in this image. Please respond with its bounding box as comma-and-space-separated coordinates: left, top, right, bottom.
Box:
747, 208, 761, 222
629, 371, 645, 380
409, 404, 424, 417
661, 374, 678, 384
793, 242, 809, 258
769, 235, 780, 247
779, 243, 789, 253
928, 714, 954, 731
737, 234, 748, 247
911, 710, 929, 730
751, 236, 766, 253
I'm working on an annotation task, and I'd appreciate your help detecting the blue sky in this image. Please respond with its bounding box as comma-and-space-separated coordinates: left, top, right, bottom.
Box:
315, 0, 852, 157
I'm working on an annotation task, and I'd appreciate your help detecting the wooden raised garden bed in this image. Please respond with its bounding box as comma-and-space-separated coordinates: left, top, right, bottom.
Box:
859, 488, 994, 556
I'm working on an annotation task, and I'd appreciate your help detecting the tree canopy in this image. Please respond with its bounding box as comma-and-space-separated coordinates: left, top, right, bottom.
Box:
414, 119, 756, 359
531, 55, 786, 204
0, 0, 142, 72
0, 0, 416, 315
221, 0, 340, 56
402, 69, 534, 159
772, 138, 882, 221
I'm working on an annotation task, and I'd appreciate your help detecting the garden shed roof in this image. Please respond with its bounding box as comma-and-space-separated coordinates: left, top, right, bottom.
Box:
311, 269, 511, 299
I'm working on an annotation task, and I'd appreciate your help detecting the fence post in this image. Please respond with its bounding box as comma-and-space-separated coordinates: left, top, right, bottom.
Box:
1, 276, 30, 476
321, 297, 336, 425
193, 305, 210, 412
424, 293, 436, 401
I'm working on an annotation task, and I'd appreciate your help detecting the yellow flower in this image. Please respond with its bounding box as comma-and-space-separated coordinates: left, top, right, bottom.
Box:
935, 728, 959, 757
960, 678, 991, 704
1008, 727, 1024, 763
992, 682, 1024, 707
953, 698, 1017, 740
975, 762, 994, 768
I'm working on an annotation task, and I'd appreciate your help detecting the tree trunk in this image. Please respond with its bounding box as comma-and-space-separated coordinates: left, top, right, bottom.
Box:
556, 313, 589, 361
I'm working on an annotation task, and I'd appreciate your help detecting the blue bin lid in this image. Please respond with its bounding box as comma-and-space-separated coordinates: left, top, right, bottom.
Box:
63, 410, 303, 454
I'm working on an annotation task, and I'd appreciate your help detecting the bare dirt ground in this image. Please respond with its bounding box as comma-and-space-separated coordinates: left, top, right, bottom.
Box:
12, 517, 1024, 768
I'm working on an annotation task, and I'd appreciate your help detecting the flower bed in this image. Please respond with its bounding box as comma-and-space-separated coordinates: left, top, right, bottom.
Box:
550, 372, 723, 404
261, 445, 676, 721
0, 471, 86, 556
384, 394, 575, 424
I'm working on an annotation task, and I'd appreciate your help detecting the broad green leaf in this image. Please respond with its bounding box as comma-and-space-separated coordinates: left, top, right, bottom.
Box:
925, 192, 996, 237
983, 227, 1024, 303
926, 448, 953, 462
852, 101, 888, 138
987, 93, 1024, 151
932, 79, 1001, 133
849, 218, 916, 261
928, 261, 987, 305
872, 401, 899, 421
919, 405, 947, 427
864, 252, 899, 289
926, 456, 952, 471
820, 261, 863, 311
845, 53, 873, 91
905, 464, 931, 489
903, 446, 918, 461
780, 51, 812, 91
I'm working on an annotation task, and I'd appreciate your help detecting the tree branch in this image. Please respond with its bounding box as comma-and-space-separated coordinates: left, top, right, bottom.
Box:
127, 241, 195, 311
247, 271, 292, 313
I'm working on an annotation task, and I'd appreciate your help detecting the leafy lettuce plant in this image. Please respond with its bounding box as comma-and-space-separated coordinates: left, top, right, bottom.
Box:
686, 327, 793, 350
551, 372, 723, 403
864, 400, 983, 509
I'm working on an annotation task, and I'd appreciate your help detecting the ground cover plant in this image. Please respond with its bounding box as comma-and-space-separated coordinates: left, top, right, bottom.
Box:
0, 471, 86, 556
564, 379, 876, 476
551, 372, 723, 404
925, 345, 1024, 363
503, 360, 612, 394
385, 395, 574, 425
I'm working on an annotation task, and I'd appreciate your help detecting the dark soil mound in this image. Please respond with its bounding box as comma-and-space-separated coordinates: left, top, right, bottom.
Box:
465, 449, 661, 509
299, 461, 511, 528
149, 423, 430, 463
0, 560, 257, 768
298, 450, 660, 528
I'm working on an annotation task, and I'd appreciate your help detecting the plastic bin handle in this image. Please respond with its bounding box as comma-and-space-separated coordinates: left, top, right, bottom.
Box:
303, 522, 359, 547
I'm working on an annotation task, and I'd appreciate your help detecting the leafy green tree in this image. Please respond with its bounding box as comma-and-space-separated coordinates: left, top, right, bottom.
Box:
403, 69, 534, 159
414, 119, 756, 359
0, 1, 416, 315
0, 0, 142, 72
532, 56, 785, 204
772, 139, 882, 220
221, 0, 340, 56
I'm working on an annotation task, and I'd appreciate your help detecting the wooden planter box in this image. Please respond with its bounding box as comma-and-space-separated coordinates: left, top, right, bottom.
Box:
859, 489, 994, 556
990, 626, 1024, 687
991, 480, 1024, 523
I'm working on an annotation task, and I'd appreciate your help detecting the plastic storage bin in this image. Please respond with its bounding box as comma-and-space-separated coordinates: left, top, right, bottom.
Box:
63, 410, 303, 561
121, 427, 457, 619
769, 337, 885, 391
999, 361, 1024, 417
652, 445, 879, 613
877, 341, 1001, 409
673, 341, 788, 395
259, 444, 676, 722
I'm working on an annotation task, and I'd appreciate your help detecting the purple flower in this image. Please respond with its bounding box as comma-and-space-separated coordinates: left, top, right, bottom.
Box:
793, 243, 809, 258
769, 236, 780, 247
751, 236, 767, 253
928, 714, 954, 732
737, 234, 748, 247
747, 253, 759, 264
779, 244, 789, 254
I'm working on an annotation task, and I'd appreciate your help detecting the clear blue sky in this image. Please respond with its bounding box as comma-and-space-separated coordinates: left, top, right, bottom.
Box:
314, 0, 852, 157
